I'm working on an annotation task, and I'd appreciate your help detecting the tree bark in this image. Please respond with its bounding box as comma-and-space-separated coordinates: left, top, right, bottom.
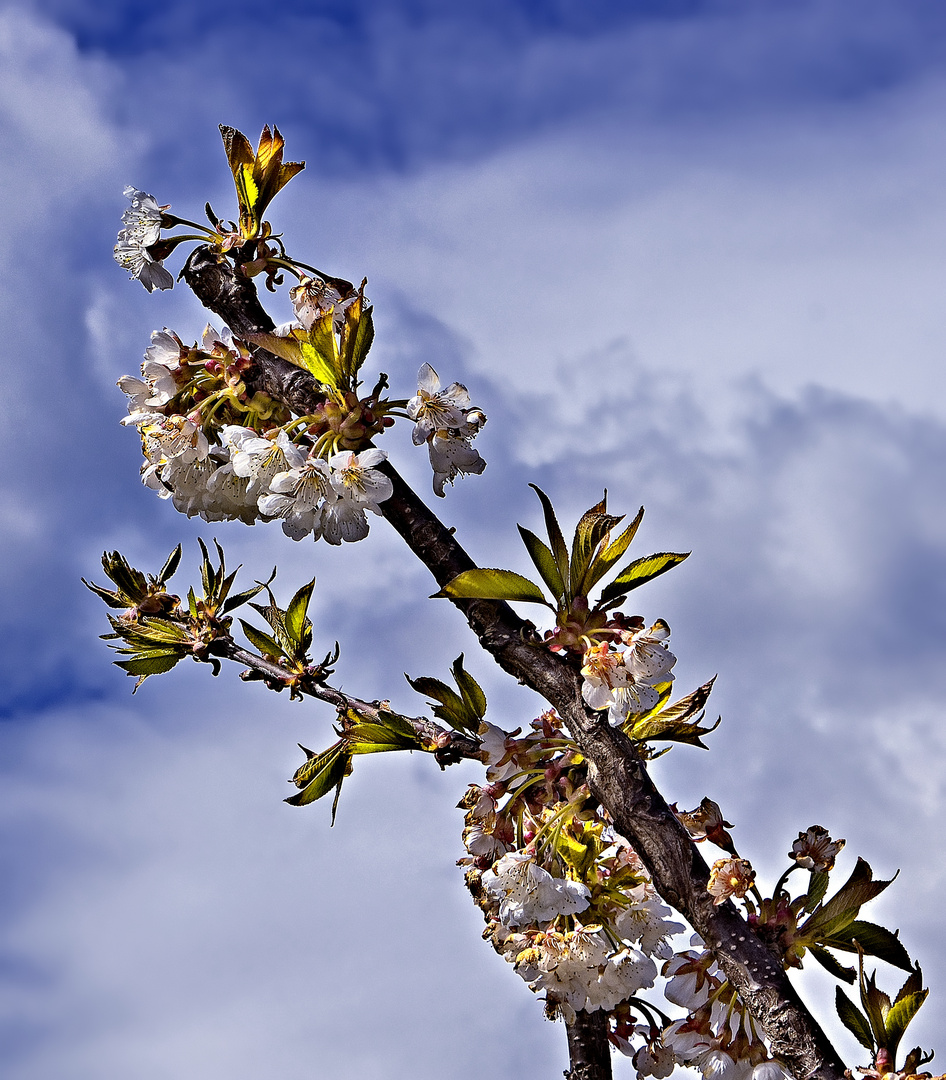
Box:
182, 249, 849, 1080
565, 1010, 612, 1080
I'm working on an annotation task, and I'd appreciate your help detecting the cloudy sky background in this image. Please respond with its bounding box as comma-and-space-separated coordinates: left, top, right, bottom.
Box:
2, 0, 946, 1075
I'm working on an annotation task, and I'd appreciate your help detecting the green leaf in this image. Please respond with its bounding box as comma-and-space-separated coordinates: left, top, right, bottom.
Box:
249, 597, 296, 655
529, 485, 569, 589
518, 526, 565, 601
451, 655, 487, 724
114, 651, 183, 677
219, 125, 304, 239
339, 293, 374, 384
895, 965, 924, 1004
835, 988, 876, 1051
101, 550, 147, 598
805, 870, 830, 913
197, 538, 214, 598
285, 742, 349, 808
82, 579, 127, 608
285, 578, 316, 652
861, 966, 892, 1043
884, 990, 928, 1056
822, 921, 913, 972
347, 719, 421, 754
597, 552, 690, 607
158, 544, 183, 584
585, 506, 644, 593
305, 310, 343, 386
221, 581, 267, 615
801, 858, 897, 941
406, 674, 476, 732
626, 677, 715, 730
626, 706, 720, 749
809, 944, 856, 983
434, 568, 552, 607
570, 497, 622, 598
239, 619, 287, 660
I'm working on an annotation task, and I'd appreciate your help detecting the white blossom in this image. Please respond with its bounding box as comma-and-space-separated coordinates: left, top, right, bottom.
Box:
289, 274, 352, 331
163, 457, 219, 519
118, 362, 179, 412
120, 186, 164, 245
623, 620, 676, 685
205, 459, 259, 523
113, 188, 173, 292
698, 1050, 737, 1080
581, 625, 676, 726
663, 954, 714, 1010
481, 853, 590, 927
633, 1041, 677, 1078
143, 328, 187, 370
321, 494, 371, 545
114, 233, 174, 292
662, 1019, 709, 1061
407, 364, 471, 443
520, 929, 656, 1013
615, 888, 685, 958
585, 946, 657, 1010
328, 449, 394, 510
224, 427, 307, 496
752, 1064, 788, 1080
462, 822, 510, 859
258, 457, 334, 540
125, 412, 208, 465
428, 431, 486, 498
478, 722, 520, 782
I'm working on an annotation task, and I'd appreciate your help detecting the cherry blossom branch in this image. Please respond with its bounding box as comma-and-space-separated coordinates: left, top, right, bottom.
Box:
181, 248, 848, 1080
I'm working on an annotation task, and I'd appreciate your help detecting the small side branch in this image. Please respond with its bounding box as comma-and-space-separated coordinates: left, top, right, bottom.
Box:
224, 642, 483, 766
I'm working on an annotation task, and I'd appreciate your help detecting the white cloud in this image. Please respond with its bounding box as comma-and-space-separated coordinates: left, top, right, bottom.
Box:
0, 690, 558, 1080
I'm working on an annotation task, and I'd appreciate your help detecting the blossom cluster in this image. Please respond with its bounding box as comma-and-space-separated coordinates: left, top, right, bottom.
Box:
459, 708, 797, 1078
460, 713, 685, 1054
661, 947, 789, 1080
580, 620, 677, 725
119, 327, 393, 543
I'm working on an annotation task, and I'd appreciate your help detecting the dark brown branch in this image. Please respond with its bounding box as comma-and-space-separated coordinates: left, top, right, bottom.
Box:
183, 248, 848, 1080
565, 1010, 613, 1080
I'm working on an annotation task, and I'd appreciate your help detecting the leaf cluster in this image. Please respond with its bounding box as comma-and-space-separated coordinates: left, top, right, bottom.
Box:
247, 285, 374, 393
436, 486, 688, 635
621, 677, 720, 752
835, 954, 931, 1071
219, 124, 304, 242
286, 708, 435, 822
87, 541, 267, 690
406, 654, 487, 735
795, 859, 909, 981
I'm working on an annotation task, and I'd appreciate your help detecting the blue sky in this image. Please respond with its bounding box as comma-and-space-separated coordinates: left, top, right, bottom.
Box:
2, 0, 946, 1075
